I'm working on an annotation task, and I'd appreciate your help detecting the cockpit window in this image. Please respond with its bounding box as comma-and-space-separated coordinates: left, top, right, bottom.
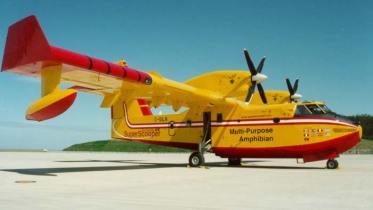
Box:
295, 105, 312, 115
306, 104, 325, 115
319, 104, 333, 114
295, 103, 339, 118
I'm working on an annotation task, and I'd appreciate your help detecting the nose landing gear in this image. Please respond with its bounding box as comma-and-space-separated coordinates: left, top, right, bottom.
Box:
326, 159, 339, 169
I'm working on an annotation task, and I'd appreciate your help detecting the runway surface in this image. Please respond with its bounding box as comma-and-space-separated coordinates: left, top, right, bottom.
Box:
0, 152, 372, 210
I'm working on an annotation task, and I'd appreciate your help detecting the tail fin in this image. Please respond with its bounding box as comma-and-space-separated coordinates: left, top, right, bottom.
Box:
2, 16, 76, 121
1, 15, 51, 71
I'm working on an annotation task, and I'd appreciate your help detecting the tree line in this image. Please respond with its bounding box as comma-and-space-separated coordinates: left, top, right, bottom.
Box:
347, 115, 373, 140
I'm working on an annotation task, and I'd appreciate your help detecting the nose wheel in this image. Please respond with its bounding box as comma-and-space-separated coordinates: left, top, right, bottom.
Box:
326, 159, 339, 169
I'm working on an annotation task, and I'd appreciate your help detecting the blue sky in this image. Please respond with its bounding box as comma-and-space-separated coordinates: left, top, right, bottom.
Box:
0, 0, 372, 149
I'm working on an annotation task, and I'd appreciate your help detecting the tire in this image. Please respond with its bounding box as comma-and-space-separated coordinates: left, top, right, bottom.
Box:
228, 157, 241, 166
189, 152, 204, 167
326, 159, 338, 169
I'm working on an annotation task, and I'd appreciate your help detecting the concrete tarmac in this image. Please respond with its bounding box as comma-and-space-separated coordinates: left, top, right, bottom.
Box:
0, 152, 372, 210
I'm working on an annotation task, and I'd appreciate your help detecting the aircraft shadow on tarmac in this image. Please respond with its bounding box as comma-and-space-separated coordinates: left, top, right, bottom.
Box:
1, 160, 325, 176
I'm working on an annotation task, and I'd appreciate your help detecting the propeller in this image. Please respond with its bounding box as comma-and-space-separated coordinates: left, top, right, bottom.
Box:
244, 49, 268, 104
286, 78, 302, 102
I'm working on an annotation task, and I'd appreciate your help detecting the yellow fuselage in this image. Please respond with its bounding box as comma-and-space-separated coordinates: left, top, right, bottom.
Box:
112, 98, 361, 162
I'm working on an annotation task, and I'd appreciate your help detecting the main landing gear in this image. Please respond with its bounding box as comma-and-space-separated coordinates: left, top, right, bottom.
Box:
326, 159, 339, 169
189, 152, 204, 167
228, 157, 242, 166
188, 129, 211, 167
189, 112, 211, 167
188, 139, 211, 167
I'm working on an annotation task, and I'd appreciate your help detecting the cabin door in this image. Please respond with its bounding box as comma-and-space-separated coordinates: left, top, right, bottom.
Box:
203, 112, 212, 143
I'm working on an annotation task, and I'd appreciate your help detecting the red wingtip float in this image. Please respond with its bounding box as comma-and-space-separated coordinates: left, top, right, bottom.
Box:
1, 15, 363, 169
25, 89, 77, 121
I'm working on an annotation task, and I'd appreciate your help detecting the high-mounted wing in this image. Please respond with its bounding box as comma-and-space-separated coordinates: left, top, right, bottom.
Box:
1, 16, 241, 121
1, 16, 152, 92
1, 16, 156, 121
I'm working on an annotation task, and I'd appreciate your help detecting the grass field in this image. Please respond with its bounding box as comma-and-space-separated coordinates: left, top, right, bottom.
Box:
347, 139, 373, 154
358, 139, 373, 149
63, 140, 191, 152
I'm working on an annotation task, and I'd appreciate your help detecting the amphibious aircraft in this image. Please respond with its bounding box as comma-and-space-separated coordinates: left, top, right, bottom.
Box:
1, 16, 362, 169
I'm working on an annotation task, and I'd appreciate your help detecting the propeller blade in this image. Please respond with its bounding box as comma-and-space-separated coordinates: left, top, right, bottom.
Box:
257, 83, 267, 104
293, 79, 299, 93
256, 57, 266, 73
244, 49, 257, 75
245, 81, 256, 102
286, 78, 294, 95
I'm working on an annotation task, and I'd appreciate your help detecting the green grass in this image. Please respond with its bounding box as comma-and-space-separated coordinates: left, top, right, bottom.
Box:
354, 139, 373, 151
63, 140, 191, 152
346, 139, 373, 154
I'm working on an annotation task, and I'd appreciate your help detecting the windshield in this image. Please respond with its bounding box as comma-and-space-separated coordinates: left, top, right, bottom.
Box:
318, 104, 334, 114
295, 104, 328, 116
306, 104, 325, 115
295, 104, 359, 125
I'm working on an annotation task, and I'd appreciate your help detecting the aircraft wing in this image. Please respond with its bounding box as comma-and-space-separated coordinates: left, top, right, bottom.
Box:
1, 16, 152, 95
1, 16, 239, 121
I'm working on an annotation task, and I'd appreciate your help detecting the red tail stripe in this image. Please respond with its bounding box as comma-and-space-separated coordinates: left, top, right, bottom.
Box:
140, 107, 153, 116
137, 99, 148, 106
137, 99, 152, 116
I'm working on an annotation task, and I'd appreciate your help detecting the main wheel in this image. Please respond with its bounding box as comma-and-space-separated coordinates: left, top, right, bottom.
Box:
228, 157, 241, 166
326, 159, 339, 169
189, 152, 204, 167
